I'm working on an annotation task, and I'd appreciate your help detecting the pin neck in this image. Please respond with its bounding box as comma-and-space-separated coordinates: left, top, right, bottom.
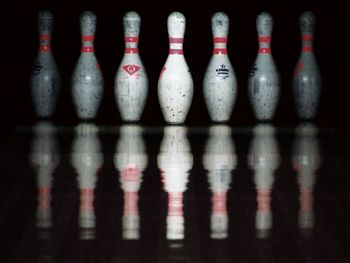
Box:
168, 192, 183, 216
213, 37, 227, 54
301, 34, 314, 53
258, 35, 271, 50
212, 192, 227, 215
124, 36, 139, 53
257, 189, 271, 212
39, 34, 51, 52
124, 192, 139, 215
169, 37, 183, 55
80, 188, 94, 211
81, 35, 95, 52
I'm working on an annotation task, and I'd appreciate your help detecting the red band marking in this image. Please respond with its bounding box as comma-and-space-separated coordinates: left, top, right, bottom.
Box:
169, 37, 184, 43
212, 192, 227, 214
124, 192, 139, 215
213, 48, 227, 54
122, 167, 141, 181
81, 46, 94, 52
214, 37, 227, 43
300, 189, 313, 211
125, 36, 139, 42
125, 48, 139, 54
82, 35, 95, 42
168, 192, 183, 216
40, 34, 51, 41
257, 190, 271, 212
302, 34, 313, 41
39, 187, 50, 195
40, 45, 51, 52
258, 48, 271, 54
302, 46, 313, 52
169, 49, 183, 54
259, 36, 271, 42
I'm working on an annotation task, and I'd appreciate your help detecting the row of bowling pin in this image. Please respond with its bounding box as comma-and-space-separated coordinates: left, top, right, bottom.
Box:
30, 122, 321, 240
31, 10, 321, 123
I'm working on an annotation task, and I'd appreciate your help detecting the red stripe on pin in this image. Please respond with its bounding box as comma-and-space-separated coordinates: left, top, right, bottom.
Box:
258, 48, 271, 53
81, 46, 94, 52
40, 45, 51, 52
302, 34, 313, 41
213, 48, 227, 54
125, 48, 139, 54
169, 37, 184, 43
214, 37, 227, 43
302, 46, 313, 52
40, 34, 51, 41
82, 35, 94, 41
259, 36, 271, 42
169, 49, 183, 54
125, 36, 139, 42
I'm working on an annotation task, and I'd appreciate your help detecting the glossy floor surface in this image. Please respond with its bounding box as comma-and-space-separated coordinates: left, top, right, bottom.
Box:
1, 123, 350, 262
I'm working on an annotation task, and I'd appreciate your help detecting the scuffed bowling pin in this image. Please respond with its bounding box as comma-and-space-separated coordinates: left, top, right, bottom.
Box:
203, 12, 238, 122
114, 125, 148, 239
292, 123, 321, 231
203, 125, 236, 239
248, 124, 280, 238
72, 11, 104, 120
158, 12, 194, 124
157, 126, 193, 240
71, 124, 103, 240
293, 12, 321, 120
115, 12, 148, 122
30, 10, 60, 118
248, 12, 280, 121
29, 122, 59, 239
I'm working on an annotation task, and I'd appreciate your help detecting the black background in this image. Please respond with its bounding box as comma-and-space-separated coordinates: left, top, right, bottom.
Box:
3, 0, 347, 131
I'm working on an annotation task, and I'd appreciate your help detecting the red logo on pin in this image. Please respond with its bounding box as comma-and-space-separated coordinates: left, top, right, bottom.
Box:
123, 65, 140, 75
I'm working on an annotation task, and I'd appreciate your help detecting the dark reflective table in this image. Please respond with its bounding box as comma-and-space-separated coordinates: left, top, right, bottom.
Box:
1, 123, 350, 262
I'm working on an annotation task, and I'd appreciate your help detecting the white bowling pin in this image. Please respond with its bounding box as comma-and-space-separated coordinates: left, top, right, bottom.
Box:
114, 125, 148, 240
203, 12, 238, 122
158, 12, 194, 124
293, 12, 321, 120
72, 11, 104, 120
157, 126, 193, 240
29, 122, 59, 239
292, 123, 321, 231
115, 12, 148, 122
71, 124, 103, 240
30, 10, 60, 118
203, 125, 236, 239
248, 124, 280, 238
248, 12, 280, 121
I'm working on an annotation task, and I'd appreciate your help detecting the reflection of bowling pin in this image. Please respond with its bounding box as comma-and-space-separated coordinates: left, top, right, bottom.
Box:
29, 122, 59, 239
157, 126, 193, 240
30, 10, 60, 118
71, 124, 103, 240
248, 124, 280, 238
114, 125, 148, 240
72, 11, 104, 120
158, 12, 194, 124
248, 12, 280, 121
292, 123, 321, 231
203, 125, 236, 239
293, 12, 321, 120
115, 12, 148, 122
203, 12, 238, 122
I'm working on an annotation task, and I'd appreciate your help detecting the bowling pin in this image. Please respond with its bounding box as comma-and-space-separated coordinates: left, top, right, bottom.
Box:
29, 122, 59, 239
293, 12, 321, 120
72, 11, 104, 120
248, 124, 280, 238
158, 12, 194, 124
114, 125, 148, 239
292, 123, 321, 231
203, 125, 236, 239
157, 126, 193, 240
248, 12, 280, 121
30, 10, 60, 118
71, 123, 103, 240
115, 12, 148, 122
203, 12, 238, 122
